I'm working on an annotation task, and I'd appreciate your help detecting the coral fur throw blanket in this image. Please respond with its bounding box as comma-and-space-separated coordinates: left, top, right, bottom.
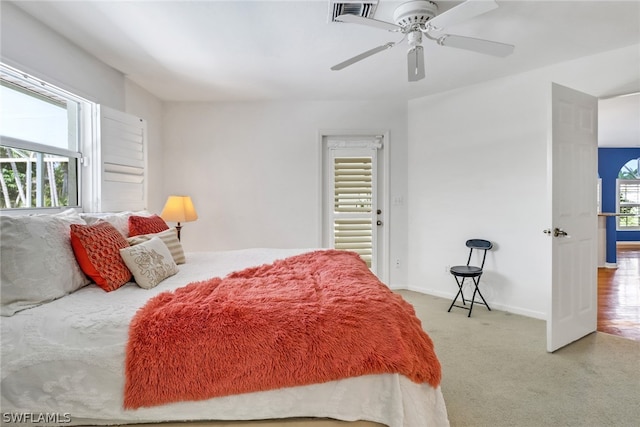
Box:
124, 250, 441, 409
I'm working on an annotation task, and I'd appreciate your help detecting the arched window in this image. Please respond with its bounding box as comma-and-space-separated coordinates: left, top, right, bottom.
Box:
617, 158, 640, 230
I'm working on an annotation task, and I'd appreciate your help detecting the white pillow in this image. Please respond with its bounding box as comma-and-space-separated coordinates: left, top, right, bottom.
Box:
120, 237, 178, 289
127, 228, 186, 264
81, 210, 152, 237
1, 209, 90, 316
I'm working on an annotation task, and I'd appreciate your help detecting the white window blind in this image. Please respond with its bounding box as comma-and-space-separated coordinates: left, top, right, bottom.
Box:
334, 157, 372, 212
333, 156, 374, 266
96, 106, 147, 212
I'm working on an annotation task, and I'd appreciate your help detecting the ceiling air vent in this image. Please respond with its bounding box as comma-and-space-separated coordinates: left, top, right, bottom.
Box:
329, 0, 379, 23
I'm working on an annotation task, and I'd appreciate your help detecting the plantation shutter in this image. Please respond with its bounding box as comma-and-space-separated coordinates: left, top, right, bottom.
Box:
96, 106, 147, 212
328, 140, 381, 270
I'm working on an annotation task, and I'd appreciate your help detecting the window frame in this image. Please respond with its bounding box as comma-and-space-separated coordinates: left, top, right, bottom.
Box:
0, 63, 94, 212
616, 178, 640, 231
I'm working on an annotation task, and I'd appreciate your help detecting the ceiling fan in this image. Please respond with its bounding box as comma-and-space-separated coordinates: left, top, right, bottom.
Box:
331, 0, 515, 82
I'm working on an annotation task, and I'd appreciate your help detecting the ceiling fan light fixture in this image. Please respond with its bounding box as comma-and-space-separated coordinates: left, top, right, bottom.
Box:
393, 0, 438, 27
407, 30, 423, 48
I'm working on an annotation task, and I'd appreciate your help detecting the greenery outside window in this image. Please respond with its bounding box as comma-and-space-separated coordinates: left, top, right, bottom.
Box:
0, 63, 90, 210
616, 158, 640, 230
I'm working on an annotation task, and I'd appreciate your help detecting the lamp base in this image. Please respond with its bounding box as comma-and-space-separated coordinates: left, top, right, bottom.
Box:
176, 223, 182, 241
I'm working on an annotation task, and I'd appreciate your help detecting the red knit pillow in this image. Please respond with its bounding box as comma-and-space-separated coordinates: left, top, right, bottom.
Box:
70, 222, 132, 292
128, 214, 169, 237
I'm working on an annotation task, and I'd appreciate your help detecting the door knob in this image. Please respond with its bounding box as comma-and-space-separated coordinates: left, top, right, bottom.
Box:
553, 228, 568, 237
543, 228, 568, 237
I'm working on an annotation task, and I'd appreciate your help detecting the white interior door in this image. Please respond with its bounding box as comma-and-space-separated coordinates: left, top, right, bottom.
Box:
547, 83, 598, 352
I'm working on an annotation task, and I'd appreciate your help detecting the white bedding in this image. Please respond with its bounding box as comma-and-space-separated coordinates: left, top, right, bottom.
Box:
0, 248, 449, 426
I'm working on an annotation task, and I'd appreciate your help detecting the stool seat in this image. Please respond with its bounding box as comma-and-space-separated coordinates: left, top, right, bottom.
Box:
449, 265, 482, 277
448, 239, 493, 317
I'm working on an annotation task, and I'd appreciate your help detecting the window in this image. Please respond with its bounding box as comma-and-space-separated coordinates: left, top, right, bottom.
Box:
323, 137, 382, 273
616, 158, 640, 230
0, 63, 92, 210
333, 155, 374, 267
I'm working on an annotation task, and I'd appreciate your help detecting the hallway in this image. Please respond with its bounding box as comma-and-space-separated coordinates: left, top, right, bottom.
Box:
597, 246, 640, 341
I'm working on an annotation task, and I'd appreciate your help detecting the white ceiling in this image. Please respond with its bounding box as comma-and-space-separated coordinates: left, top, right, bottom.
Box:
10, 0, 640, 146
12, 0, 640, 102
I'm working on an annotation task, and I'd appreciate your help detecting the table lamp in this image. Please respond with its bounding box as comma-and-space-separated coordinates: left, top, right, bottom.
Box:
160, 195, 198, 240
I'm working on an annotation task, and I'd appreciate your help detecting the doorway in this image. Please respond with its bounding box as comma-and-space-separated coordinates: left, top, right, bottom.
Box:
320, 132, 389, 282
596, 95, 640, 341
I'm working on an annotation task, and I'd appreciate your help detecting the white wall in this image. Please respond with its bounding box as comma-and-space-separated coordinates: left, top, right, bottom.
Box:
407, 44, 640, 319
5, 0, 638, 299
0, 2, 125, 109
162, 100, 410, 286
2, 1, 409, 286
1, 2, 164, 213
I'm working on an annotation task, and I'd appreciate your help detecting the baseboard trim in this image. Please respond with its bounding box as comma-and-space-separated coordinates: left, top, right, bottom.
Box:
605, 262, 618, 269
401, 286, 546, 320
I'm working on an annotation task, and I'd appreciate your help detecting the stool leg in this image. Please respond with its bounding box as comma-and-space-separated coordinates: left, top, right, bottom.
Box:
473, 275, 491, 311
468, 285, 478, 317
458, 277, 467, 305
447, 276, 466, 312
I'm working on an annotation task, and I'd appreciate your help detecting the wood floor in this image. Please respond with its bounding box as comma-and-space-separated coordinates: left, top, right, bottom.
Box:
597, 245, 640, 341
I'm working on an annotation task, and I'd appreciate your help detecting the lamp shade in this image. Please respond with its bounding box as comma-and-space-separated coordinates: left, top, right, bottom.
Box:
160, 196, 198, 223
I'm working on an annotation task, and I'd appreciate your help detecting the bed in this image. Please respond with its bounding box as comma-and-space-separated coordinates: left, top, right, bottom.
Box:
0, 211, 449, 427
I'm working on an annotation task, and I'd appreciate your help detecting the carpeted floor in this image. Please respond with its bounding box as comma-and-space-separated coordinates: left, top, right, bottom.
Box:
127, 291, 640, 427
401, 290, 640, 427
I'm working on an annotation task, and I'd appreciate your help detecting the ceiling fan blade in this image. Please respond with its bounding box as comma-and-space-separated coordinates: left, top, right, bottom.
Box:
438, 34, 514, 57
331, 42, 396, 71
336, 13, 402, 32
407, 46, 425, 82
428, 0, 499, 30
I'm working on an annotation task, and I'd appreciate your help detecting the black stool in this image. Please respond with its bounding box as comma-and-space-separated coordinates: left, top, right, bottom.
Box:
448, 239, 493, 317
